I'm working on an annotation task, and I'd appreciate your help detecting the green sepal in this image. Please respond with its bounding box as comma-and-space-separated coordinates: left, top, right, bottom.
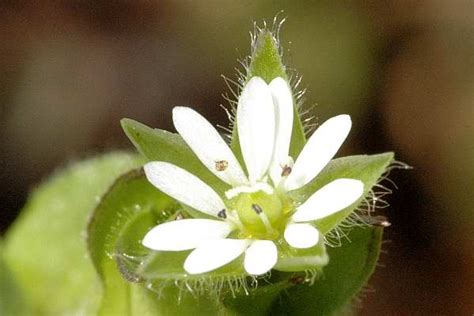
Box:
273, 226, 384, 315
274, 234, 329, 272
121, 118, 228, 196
247, 30, 287, 83
247, 30, 307, 157
290, 152, 395, 234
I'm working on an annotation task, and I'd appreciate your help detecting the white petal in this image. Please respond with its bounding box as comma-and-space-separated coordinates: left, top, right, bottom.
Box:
284, 114, 352, 191
244, 240, 277, 275
292, 178, 364, 222
284, 223, 320, 249
142, 219, 232, 251
237, 77, 275, 183
268, 77, 294, 185
144, 161, 225, 217
173, 106, 248, 186
184, 239, 249, 274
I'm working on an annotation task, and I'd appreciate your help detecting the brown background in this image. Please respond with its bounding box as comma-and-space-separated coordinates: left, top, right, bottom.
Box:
1, 1, 473, 314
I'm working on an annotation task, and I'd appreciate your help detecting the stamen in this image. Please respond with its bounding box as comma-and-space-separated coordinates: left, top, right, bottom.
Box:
217, 209, 227, 219
376, 219, 391, 227
281, 165, 292, 177
215, 160, 229, 171
251, 204, 275, 233
289, 275, 306, 285
251, 204, 263, 214
361, 215, 392, 227
227, 210, 244, 230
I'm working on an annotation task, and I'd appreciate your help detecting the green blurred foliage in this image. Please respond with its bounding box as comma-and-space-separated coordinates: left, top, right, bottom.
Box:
3, 153, 144, 314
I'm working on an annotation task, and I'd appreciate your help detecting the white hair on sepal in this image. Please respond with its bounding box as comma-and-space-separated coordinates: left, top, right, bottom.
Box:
218, 15, 317, 144
323, 159, 410, 248
143, 274, 256, 303
320, 161, 410, 311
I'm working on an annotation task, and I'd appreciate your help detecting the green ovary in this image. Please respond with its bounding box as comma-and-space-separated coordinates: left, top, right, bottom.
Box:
233, 191, 293, 240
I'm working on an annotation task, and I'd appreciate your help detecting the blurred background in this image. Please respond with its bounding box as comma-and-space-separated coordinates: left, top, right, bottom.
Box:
0, 1, 472, 314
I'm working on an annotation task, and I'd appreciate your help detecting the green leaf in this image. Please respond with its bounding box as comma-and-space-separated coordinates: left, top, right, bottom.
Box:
273, 226, 384, 315
87, 169, 233, 315
0, 242, 31, 316
87, 169, 172, 315
87, 169, 175, 280
291, 152, 395, 234
3, 152, 144, 315
121, 118, 228, 196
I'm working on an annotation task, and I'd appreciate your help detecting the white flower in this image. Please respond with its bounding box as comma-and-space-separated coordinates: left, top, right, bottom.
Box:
142, 77, 364, 276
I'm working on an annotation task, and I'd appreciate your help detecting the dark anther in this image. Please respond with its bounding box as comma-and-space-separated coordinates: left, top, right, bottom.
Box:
215, 160, 229, 171
217, 209, 227, 219
251, 204, 263, 214
375, 219, 392, 227
361, 215, 391, 227
281, 165, 292, 177
289, 275, 306, 285
370, 215, 391, 227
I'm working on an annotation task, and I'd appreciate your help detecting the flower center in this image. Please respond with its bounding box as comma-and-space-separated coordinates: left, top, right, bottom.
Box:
231, 191, 293, 240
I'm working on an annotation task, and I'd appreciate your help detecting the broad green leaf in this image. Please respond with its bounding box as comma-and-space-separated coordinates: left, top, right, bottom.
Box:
273, 226, 384, 315
290, 152, 395, 234
231, 30, 306, 163
87, 169, 173, 315
87, 169, 175, 280
87, 169, 232, 315
121, 118, 228, 196
0, 242, 31, 316
3, 152, 144, 315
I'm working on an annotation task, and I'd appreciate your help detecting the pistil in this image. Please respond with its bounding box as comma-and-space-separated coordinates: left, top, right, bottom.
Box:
251, 204, 276, 234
